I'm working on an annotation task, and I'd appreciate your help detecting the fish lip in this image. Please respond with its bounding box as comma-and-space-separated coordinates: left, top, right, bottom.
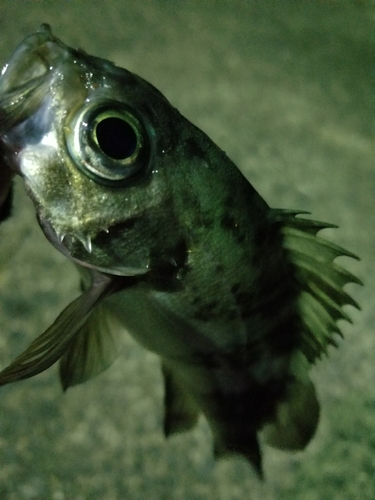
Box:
0, 25, 55, 93
0, 25, 69, 130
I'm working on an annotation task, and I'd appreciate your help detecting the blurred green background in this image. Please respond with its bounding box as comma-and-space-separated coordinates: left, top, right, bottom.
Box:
0, 1, 373, 499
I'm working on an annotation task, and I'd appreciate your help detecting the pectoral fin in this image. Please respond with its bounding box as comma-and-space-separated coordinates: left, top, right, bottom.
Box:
0, 271, 117, 386
59, 304, 125, 390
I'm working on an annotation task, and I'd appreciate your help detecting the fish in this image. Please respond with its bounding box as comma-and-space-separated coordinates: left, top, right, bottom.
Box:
0, 24, 361, 476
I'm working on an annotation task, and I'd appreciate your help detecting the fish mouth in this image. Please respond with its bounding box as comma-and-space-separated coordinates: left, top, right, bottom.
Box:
0, 24, 68, 129
39, 216, 149, 277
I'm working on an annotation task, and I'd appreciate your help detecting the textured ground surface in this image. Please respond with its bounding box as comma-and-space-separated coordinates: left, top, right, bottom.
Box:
0, 1, 373, 499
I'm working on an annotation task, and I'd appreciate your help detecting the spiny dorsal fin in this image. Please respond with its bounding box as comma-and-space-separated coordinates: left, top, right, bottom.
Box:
273, 209, 362, 362
272, 209, 337, 235
59, 304, 126, 390
162, 362, 199, 437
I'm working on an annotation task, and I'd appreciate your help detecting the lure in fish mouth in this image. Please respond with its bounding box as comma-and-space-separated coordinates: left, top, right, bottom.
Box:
0, 25, 362, 476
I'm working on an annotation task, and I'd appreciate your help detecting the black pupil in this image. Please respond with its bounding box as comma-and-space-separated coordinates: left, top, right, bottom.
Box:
95, 117, 137, 160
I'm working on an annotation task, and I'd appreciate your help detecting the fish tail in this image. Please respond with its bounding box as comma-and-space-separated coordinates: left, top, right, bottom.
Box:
204, 380, 289, 477
162, 361, 266, 476
213, 426, 263, 478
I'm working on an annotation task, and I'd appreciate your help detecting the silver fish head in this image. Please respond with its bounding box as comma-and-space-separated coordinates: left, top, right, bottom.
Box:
0, 24, 191, 275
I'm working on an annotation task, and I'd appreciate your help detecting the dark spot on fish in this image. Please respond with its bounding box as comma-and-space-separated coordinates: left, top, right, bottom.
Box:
226, 309, 237, 321
185, 137, 206, 160
194, 300, 218, 321
0, 185, 13, 223
194, 300, 237, 322
233, 290, 253, 312
230, 270, 300, 356
94, 218, 140, 243
220, 213, 245, 244
221, 213, 235, 231
213, 377, 287, 428
173, 238, 189, 269
114, 217, 138, 232
147, 238, 189, 292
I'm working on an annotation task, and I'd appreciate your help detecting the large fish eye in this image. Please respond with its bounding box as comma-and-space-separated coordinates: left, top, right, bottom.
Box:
66, 101, 151, 185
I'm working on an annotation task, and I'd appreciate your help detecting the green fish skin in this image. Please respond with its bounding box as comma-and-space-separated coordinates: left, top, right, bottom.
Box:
0, 25, 361, 476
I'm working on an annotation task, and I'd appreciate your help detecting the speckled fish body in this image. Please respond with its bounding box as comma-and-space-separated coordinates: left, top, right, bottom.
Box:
0, 26, 361, 475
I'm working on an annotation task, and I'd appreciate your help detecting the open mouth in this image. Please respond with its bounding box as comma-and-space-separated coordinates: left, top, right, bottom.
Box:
38, 215, 149, 277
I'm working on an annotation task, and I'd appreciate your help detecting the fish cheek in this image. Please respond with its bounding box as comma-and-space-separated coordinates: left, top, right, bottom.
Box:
20, 148, 67, 210
80, 195, 181, 273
